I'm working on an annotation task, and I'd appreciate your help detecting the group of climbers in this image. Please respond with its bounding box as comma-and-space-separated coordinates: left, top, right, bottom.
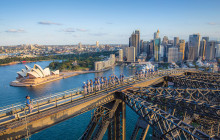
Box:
82, 74, 125, 94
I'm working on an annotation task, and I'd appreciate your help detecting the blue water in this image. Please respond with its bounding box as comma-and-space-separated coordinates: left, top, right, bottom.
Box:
0, 61, 151, 139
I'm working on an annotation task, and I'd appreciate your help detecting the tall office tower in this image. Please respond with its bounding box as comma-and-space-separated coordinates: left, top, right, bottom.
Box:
140, 40, 144, 53
78, 42, 82, 49
129, 36, 132, 47
168, 47, 179, 63
168, 40, 174, 46
199, 39, 206, 60
205, 41, 216, 60
135, 30, 140, 55
202, 37, 209, 44
189, 33, 201, 60
159, 45, 165, 61
119, 49, 123, 61
184, 42, 189, 60
129, 30, 140, 56
174, 37, 179, 47
126, 47, 136, 62
215, 43, 220, 58
179, 40, 185, 60
149, 41, 154, 58
162, 36, 168, 46
188, 46, 196, 61
110, 54, 115, 65
96, 41, 99, 47
143, 41, 149, 54
154, 38, 161, 62
154, 29, 160, 39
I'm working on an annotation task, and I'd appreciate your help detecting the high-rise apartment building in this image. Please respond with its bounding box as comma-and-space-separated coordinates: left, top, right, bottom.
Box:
199, 39, 206, 60
168, 47, 178, 63
179, 39, 185, 60
154, 38, 161, 62
202, 37, 209, 44
174, 37, 179, 47
154, 29, 160, 39
126, 47, 135, 62
78, 42, 82, 49
205, 41, 216, 60
96, 41, 99, 47
215, 43, 220, 58
159, 45, 164, 61
149, 40, 154, 58
162, 36, 168, 46
119, 49, 123, 61
189, 34, 201, 60
140, 40, 144, 53
129, 30, 140, 56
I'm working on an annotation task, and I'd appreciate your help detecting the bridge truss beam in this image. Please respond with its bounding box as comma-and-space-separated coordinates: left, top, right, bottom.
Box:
179, 75, 220, 84
120, 91, 212, 140
130, 87, 220, 119
167, 76, 220, 89
128, 87, 220, 137
187, 72, 220, 77
80, 99, 126, 140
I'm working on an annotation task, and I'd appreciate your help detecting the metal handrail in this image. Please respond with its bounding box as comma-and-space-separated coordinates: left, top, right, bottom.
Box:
0, 69, 193, 118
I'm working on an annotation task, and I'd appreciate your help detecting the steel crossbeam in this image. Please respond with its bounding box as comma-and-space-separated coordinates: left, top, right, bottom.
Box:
80, 100, 125, 140
188, 72, 220, 77
178, 75, 220, 84
129, 87, 220, 119
179, 74, 219, 83
168, 76, 220, 89
120, 91, 212, 140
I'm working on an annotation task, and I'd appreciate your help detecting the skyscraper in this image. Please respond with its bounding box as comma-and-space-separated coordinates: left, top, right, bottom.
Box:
162, 36, 168, 46
168, 47, 178, 63
174, 37, 179, 47
154, 38, 161, 62
205, 41, 216, 60
129, 30, 140, 56
126, 47, 135, 62
78, 42, 82, 49
96, 41, 99, 47
149, 41, 154, 58
215, 43, 220, 58
199, 39, 206, 60
202, 37, 209, 44
159, 45, 164, 61
189, 33, 201, 60
119, 49, 123, 61
154, 29, 160, 39
179, 40, 185, 60
140, 40, 144, 52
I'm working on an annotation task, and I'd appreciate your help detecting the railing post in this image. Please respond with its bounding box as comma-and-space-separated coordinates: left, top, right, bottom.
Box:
37, 101, 39, 113
55, 97, 57, 107
12, 104, 14, 115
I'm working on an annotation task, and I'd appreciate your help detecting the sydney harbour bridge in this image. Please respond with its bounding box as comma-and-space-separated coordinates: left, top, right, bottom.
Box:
0, 69, 219, 140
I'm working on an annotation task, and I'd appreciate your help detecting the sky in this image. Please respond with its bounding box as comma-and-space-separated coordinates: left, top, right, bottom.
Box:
0, 0, 220, 46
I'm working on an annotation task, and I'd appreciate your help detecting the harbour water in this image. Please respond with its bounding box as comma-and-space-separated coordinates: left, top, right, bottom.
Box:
0, 61, 152, 139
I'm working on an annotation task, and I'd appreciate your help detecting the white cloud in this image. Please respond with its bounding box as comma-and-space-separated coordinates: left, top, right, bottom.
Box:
76, 28, 88, 32
90, 33, 108, 36
63, 28, 75, 32
5, 29, 25, 33
207, 22, 219, 25
38, 21, 62, 25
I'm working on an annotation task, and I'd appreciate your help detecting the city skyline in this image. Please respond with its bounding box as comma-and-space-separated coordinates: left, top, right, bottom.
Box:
0, 0, 220, 45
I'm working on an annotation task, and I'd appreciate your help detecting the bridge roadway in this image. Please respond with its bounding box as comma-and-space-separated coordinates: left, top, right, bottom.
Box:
0, 69, 186, 139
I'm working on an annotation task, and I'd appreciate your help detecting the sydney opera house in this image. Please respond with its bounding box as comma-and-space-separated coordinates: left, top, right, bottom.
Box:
17, 64, 59, 79
11, 64, 60, 86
